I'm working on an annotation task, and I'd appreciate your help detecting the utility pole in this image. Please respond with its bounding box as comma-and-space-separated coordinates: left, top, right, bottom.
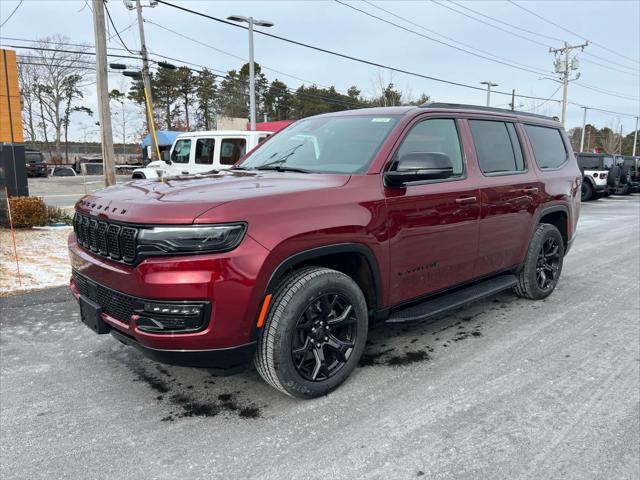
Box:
618, 124, 623, 154
510, 89, 515, 111
549, 41, 589, 125
134, 0, 158, 159
92, 0, 116, 187
227, 15, 274, 131
579, 106, 588, 152
633, 116, 638, 156
480, 81, 498, 107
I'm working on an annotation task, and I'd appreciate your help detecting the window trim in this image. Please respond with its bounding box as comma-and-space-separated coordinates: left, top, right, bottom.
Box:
384, 116, 468, 187
469, 119, 528, 177
171, 138, 192, 164
523, 123, 569, 172
219, 137, 248, 166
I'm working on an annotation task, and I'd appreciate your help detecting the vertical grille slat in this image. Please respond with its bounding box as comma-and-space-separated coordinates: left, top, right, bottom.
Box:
73, 214, 138, 264
88, 219, 99, 251
107, 224, 122, 259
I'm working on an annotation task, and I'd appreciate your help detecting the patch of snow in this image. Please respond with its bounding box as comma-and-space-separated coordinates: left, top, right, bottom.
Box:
1, 227, 72, 295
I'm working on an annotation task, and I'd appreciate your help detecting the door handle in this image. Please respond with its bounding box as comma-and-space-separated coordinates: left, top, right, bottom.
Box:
521, 187, 539, 195
181, 171, 189, 175
455, 196, 477, 205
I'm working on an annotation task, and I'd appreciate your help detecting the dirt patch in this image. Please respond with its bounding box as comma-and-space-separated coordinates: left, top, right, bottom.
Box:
130, 366, 262, 420
386, 350, 430, 366
358, 348, 395, 367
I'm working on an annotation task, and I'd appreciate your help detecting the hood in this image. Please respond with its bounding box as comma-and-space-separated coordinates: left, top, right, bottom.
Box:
75, 170, 350, 224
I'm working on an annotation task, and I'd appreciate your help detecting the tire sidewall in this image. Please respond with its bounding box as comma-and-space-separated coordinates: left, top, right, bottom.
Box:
269, 272, 368, 398
581, 180, 593, 201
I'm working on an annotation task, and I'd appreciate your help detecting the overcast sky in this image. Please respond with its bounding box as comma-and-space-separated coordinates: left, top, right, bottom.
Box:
1, 0, 639, 141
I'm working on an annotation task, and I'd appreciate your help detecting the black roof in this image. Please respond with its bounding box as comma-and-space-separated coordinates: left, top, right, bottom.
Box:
420, 102, 559, 122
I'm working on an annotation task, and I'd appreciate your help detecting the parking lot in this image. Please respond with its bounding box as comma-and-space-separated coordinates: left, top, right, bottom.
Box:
1, 195, 638, 480
28, 175, 132, 208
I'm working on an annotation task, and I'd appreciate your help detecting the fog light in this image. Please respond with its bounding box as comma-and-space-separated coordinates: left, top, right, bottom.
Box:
134, 302, 207, 333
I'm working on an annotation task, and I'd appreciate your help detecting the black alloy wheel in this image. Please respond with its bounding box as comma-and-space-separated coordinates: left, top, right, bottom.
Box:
291, 293, 357, 382
536, 238, 561, 291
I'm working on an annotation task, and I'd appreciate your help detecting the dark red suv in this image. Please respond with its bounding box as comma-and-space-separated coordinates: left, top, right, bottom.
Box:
69, 103, 581, 398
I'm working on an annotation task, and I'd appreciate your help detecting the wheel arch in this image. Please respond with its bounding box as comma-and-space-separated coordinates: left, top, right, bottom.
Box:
264, 243, 383, 314
536, 205, 570, 250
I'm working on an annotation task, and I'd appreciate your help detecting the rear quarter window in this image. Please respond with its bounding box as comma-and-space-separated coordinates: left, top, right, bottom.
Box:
524, 125, 568, 170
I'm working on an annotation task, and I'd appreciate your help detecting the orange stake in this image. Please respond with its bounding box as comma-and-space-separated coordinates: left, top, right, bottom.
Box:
5, 186, 22, 287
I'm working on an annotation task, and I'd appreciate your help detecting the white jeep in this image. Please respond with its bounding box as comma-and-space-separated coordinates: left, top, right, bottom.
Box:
576, 153, 621, 201
132, 130, 272, 179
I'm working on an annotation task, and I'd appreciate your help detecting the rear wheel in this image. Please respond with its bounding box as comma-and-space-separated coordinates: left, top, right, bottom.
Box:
255, 267, 368, 398
515, 224, 565, 300
581, 180, 594, 201
615, 183, 631, 195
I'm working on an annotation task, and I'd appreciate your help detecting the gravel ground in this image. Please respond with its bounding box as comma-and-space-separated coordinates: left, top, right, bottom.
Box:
1, 195, 639, 480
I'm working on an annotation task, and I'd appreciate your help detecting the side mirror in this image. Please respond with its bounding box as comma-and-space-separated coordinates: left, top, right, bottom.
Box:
385, 152, 454, 187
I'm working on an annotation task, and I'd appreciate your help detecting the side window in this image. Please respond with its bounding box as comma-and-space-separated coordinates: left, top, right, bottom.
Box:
468, 120, 525, 174
395, 118, 464, 176
171, 139, 191, 164
220, 138, 247, 165
195, 138, 215, 165
258, 135, 270, 143
524, 124, 568, 170
577, 155, 599, 169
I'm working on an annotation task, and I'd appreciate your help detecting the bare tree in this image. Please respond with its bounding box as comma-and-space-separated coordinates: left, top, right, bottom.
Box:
600, 119, 621, 154
17, 57, 38, 144
30, 35, 91, 156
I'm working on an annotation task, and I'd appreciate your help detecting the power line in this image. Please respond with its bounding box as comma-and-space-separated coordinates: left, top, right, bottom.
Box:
103, 0, 136, 55
0, 0, 23, 28
144, 19, 334, 89
508, 0, 640, 65
430, 0, 639, 74
154, 0, 568, 103
335, 0, 550, 76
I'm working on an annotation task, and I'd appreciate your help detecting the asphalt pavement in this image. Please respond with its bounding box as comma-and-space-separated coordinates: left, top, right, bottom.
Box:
1, 195, 639, 480
27, 176, 132, 208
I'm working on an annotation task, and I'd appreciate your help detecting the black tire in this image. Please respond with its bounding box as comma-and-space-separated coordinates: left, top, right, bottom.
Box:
132, 172, 146, 179
255, 267, 368, 399
514, 224, 565, 300
581, 180, 593, 201
615, 183, 631, 196
607, 165, 621, 189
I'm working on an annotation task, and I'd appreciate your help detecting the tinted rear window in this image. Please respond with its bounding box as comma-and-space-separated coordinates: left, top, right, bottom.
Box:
468, 120, 525, 174
524, 125, 568, 169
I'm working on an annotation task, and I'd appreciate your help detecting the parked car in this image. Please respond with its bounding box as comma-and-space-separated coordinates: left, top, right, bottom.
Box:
575, 152, 621, 200
69, 103, 580, 398
615, 155, 639, 195
131, 130, 272, 179
25, 149, 47, 177
50, 166, 77, 177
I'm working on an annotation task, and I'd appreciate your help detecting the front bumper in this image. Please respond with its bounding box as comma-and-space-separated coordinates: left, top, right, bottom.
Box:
68, 231, 271, 366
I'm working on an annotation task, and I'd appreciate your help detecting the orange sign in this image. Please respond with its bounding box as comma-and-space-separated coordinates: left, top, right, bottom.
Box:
0, 49, 24, 143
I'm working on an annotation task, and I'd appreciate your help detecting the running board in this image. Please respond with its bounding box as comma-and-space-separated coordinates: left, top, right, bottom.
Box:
386, 274, 517, 324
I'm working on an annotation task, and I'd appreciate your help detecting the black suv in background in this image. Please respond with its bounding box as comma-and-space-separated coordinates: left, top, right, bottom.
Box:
617, 156, 639, 195
25, 149, 47, 178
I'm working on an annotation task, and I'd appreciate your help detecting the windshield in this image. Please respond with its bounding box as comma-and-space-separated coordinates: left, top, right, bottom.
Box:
237, 115, 399, 174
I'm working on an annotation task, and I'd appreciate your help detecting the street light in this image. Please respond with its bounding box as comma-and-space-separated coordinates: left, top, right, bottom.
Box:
480, 81, 498, 107
227, 15, 274, 130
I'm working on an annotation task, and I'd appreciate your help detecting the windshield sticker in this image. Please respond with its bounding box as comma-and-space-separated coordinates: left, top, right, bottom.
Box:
371, 118, 392, 123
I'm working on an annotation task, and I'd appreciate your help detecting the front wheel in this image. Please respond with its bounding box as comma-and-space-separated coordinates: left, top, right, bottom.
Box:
255, 267, 368, 399
514, 224, 565, 300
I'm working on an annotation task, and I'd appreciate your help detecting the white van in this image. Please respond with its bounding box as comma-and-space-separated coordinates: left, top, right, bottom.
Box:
132, 130, 272, 179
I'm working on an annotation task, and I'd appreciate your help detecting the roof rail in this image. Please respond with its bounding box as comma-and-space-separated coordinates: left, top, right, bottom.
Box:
420, 102, 559, 122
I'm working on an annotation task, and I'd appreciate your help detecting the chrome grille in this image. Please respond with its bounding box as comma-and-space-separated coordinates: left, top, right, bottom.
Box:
73, 213, 138, 264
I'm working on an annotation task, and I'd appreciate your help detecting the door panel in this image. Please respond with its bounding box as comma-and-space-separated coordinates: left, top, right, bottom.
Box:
467, 120, 542, 276
387, 183, 480, 305
385, 117, 480, 306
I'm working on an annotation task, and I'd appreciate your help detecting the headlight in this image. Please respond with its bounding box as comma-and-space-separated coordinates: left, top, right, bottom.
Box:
137, 223, 246, 254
